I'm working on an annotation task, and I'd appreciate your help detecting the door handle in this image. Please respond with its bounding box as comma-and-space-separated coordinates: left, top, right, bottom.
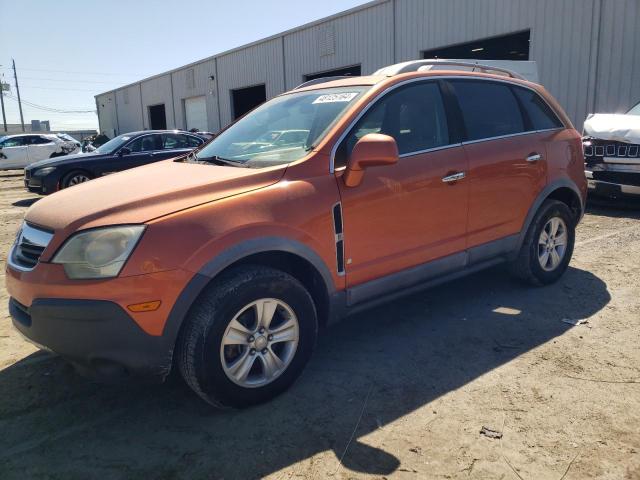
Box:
526, 153, 542, 163
442, 172, 466, 183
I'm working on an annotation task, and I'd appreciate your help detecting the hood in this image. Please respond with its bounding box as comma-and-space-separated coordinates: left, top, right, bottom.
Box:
27, 150, 106, 169
25, 160, 285, 232
583, 114, 640, 144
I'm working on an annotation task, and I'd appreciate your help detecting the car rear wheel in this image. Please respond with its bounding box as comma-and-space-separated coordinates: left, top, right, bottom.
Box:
510, 199, 575, 285
177, 265, 318, 408
63, 171, 92, 188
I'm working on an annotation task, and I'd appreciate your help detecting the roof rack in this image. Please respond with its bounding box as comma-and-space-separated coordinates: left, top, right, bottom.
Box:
294, 75, 358, 90
373, 59, 525, 80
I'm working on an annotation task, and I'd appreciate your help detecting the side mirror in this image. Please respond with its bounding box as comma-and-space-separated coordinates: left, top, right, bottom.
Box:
343, 133, 399, 187
119, 147, 131, 156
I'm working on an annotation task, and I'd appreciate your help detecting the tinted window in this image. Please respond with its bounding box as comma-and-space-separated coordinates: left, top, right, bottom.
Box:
30, 136, 52, 145
127, 134, 162, 152
512, 87, 563, 130
0, 137, 26, 147
450, 80, 525, 141
186, 135, 203, 147
336, 81, 449, 167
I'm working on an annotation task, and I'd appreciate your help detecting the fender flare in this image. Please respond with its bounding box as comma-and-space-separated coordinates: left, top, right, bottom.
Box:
160, 236, 335, 348
515, 178, 584, 252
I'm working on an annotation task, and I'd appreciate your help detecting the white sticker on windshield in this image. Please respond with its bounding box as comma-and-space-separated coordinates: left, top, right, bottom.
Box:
312, 92, 359, 104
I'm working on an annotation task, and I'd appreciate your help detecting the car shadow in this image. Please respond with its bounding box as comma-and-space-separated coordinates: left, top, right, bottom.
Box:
11, 197, 40, 208
0, 265, 610, 479
587, 198, 640, 217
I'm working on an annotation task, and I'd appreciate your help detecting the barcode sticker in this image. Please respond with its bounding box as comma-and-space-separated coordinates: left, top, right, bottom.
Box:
312, 92, 359, 104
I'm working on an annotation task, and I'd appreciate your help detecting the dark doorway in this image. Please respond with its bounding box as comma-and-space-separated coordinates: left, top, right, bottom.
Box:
304, 65, 361, 82
231, 84, 267, 120
423, 30, 530, 60
148, 104, 167, 130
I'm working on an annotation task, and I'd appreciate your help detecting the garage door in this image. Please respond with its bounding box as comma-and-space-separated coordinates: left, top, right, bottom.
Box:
185, 96, 208, 131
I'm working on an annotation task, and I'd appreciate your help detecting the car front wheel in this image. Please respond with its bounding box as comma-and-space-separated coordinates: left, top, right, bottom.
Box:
63, 171, 92, 188
177, 265, 318, 408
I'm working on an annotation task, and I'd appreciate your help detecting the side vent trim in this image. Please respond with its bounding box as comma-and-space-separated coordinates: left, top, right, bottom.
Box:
332, 202, 345, 276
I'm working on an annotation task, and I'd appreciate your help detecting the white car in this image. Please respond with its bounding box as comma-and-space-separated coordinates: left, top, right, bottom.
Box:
0, 133, 79, 170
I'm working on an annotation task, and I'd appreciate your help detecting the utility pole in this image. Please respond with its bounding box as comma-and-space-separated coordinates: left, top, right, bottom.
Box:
0, 72, 7, 132
12, 59, 25, 132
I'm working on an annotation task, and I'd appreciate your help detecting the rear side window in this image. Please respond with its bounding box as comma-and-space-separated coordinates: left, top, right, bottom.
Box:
512, 87, 563, 130
336, 81, 449, 166
127, 134, 162, 152
450, 80, 524, 141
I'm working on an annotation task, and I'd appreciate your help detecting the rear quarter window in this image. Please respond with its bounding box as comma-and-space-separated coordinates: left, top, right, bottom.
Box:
449, 80, 525, 141
512, 87, 563, 130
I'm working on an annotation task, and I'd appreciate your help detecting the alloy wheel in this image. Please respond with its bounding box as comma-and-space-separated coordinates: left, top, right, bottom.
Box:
220, 298, 299, 388
538, 216, 568, 271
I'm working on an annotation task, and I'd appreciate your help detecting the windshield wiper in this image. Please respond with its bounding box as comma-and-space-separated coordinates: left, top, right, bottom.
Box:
194, 155, 249, 168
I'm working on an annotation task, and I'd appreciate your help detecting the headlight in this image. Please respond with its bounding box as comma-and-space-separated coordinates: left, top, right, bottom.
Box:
52, 225, 145, 279
32, 166, 57, 177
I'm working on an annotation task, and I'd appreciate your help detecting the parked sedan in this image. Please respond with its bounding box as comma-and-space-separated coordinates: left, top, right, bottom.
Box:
0, 133, 78, 170
24, 130, 205, 194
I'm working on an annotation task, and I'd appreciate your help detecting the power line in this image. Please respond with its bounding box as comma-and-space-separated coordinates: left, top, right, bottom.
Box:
19, 76, 127, 85
0, 66, 147, 77
11, 85, 101, 93
4, 93, 95, 113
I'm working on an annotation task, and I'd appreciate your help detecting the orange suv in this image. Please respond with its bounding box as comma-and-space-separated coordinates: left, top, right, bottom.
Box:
6, 61, 587, 408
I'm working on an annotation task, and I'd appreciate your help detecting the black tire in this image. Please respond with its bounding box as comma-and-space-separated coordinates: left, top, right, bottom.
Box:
62, 170, 92, 188
177, 265, 318, 408
509, 200, 576, 286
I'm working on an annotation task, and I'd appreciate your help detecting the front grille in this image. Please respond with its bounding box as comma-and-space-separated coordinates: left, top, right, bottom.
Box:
584, 139, 640, 160
10, 223, 53, 271
592, 171, 640, 187
24, 169, 31, 180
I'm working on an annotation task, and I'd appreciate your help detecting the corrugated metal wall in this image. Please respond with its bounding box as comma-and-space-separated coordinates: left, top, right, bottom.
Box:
170, 59, 219, 132
216, 38, 285, 127
283, 1, 393, 90
140, 74, 175, 129
97, 0, 640, 135
95, 93, 117, 137
115, 85, 143, 134
593, 0, 640, 115
395, 0, 597, 129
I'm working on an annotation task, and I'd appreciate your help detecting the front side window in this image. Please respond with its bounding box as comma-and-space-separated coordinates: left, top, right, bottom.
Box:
512, 87, 563, 130
194, 86, 370, 168
335, 81, 450, 167
449, 80, 525, 141
95, 135, 133, 154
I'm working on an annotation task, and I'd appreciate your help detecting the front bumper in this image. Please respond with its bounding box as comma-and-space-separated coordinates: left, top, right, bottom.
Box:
5, 261, 195, 380
586, 170, 640, 198
9, 297, 173, 380
24, 172, 59, 195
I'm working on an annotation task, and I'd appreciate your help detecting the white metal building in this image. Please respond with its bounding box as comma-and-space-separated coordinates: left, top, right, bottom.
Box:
95, 0, 640, 137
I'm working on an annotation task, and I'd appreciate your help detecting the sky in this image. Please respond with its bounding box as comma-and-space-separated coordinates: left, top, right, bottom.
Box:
0, 0, 366, 132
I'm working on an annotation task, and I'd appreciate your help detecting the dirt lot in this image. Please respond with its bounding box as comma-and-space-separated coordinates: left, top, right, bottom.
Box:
0, 170, 639, 480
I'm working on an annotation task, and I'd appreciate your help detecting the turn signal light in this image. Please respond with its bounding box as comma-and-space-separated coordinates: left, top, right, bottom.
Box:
127, 300, 161, 312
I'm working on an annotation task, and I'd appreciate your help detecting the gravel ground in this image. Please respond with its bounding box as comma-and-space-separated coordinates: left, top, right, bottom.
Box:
0, 170, 638, 480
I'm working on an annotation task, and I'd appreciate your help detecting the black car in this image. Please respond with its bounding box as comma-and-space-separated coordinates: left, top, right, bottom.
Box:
24, 130, 207, 194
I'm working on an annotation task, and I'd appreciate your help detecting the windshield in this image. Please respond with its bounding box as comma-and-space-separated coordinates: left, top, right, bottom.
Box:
627, 102, 640, 116
195, 86, 369, 167
57, 133, 74, 142
95, 134, 133, 154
